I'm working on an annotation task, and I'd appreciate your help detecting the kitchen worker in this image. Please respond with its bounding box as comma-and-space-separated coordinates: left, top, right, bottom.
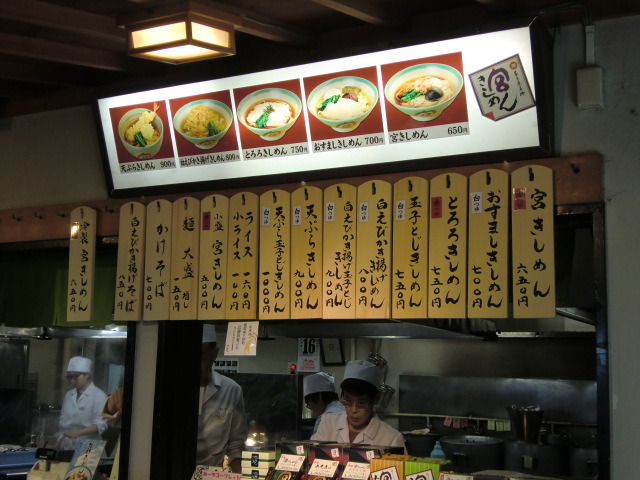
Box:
303, 372, 345, 435
56, 356, 108, 450
198, 324, 247, 472
311, 360, 406, 451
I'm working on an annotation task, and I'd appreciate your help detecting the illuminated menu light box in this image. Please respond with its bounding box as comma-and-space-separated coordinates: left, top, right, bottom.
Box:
95, 20, 553, 198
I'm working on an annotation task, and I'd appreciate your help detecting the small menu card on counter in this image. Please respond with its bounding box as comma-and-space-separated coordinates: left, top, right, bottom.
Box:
64, 438, 106, 480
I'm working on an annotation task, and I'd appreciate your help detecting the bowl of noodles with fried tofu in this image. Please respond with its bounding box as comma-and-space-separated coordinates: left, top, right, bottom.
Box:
118, 103, 164, 159
384, 63, 463, 122
173, 99, 233, 149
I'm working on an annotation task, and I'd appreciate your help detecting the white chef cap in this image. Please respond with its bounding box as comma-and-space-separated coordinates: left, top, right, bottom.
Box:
303, 372, 335, 397
202, 324, 217, 344
67, 356, 91, 373
343, 360, 381, 390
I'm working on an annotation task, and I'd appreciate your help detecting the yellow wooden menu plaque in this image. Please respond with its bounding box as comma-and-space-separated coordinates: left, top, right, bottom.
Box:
323, 183, 357, 319
290, 186, 323, 318
356, 180, 392, 319
67, 207, 97, 322
259, 189, 291, 320
511, 165, 556, 318
170, 197, 200, 320
392, 176, 429, 319
198, 194, 229, 320
143, 199, 172, 321
428, 173, 468, 318
226, 192, 259, 320
467, 169, 509, 318
114, 201, 146, 321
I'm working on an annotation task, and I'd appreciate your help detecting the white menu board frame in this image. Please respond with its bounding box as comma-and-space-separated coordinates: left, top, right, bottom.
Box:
95, 20, 553, 198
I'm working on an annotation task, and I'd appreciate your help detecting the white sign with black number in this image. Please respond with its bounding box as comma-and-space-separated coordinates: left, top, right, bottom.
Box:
298, 338, 321, 372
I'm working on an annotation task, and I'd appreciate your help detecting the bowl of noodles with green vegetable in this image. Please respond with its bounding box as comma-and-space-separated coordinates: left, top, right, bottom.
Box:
384, 63, 463, 122
173, 99, 233, 149
118, 103, 164, 159
237, 88, 301, 142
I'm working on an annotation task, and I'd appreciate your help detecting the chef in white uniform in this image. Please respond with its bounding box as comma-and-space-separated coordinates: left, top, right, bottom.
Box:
303, 372, 345, 435
197, 325, 247, 472
311, 360, 406, 451
56, 356, 108, 450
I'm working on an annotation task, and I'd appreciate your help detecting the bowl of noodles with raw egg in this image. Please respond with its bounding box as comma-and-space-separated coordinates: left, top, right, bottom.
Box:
384, 63, 463, 121
307, 76, 378, 133
173, 99, 233, 149
237, 88, 302, 141
118, 104, 164, 159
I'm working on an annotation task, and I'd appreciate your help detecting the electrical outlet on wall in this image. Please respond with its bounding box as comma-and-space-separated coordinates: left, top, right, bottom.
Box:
577, 66, 604, 109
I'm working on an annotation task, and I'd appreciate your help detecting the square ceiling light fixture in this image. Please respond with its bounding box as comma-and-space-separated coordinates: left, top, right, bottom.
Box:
124, 2, 236, 64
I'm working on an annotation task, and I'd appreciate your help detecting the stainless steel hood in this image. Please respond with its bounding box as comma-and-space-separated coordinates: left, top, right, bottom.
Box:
0, 325, 127, 339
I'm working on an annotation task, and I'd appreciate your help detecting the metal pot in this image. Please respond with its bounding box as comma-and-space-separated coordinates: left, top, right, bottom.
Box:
402, 432, 442, 457
440, 435, 503, 473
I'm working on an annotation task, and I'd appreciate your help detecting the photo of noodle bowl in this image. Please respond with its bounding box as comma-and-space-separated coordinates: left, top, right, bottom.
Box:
384, 63, 463, 121
173, 99, 233, 149
65, 467, 88, 480
307, 76, 378, 132
237, 88, 302, 141
118, 103, 164, 159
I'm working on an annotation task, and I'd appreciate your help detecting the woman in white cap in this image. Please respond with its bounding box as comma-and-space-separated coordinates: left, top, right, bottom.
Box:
311, 360, 405, 450
303, 372, 345, 435
56, 356, 108, 450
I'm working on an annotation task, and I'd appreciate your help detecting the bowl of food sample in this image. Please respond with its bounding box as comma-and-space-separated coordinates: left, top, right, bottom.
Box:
236, 88, 302, 141
173, 99, 233, 149
307, 76, 378, 132
118, 103, 164, 159
384, 64, 463, 121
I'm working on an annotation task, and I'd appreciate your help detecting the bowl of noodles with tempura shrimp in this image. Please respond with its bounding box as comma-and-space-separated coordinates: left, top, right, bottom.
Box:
173, 99, 233, 149
118, 103, 164, 159
384, 64, 463, 122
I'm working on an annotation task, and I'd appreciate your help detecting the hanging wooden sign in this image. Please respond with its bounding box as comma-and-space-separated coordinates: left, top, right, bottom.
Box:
467, 169, 509, 318
290, 186, 323, 318
67, 207, 97, 322
511, 165, 556, 318
259, 189, 291, 320
392, 176, 429, 319
323, 183, 357, 319
428, 173, 468, 318
114, 201, 146, 321
226, 192, 259, 319
356, 180, 392, 319
198, 194, 230, 320
143, 199, 172, 321
170, 197, 200, 320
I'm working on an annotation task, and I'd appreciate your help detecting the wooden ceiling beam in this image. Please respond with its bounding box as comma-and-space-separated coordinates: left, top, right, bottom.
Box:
0, 60, 83, 86
308, 0, 399, 26
0, 0, 125, 44
0, 32, 127, 71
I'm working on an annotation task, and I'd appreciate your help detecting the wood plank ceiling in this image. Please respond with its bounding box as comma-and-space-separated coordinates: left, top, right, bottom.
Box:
0, 0, 637, 118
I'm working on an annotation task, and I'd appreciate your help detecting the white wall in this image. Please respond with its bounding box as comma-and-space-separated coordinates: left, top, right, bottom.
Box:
1, 14, 639, 479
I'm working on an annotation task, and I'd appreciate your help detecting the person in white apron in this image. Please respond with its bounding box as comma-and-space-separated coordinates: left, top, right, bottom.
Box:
311, 360, 406, 451
56, 356, 108, 450
303, 372, 345, 435
197, 325, 247, 472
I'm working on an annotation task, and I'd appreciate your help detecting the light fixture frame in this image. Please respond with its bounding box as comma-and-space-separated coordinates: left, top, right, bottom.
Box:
124, 5, 236, 64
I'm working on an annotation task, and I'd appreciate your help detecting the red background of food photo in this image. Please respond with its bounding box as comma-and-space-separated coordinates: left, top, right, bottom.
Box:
232, 78, 308, 150
380, 51, 469, 131
302, 66, 384, 141
109, 101, 175, 164
168, 91, 240, 157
